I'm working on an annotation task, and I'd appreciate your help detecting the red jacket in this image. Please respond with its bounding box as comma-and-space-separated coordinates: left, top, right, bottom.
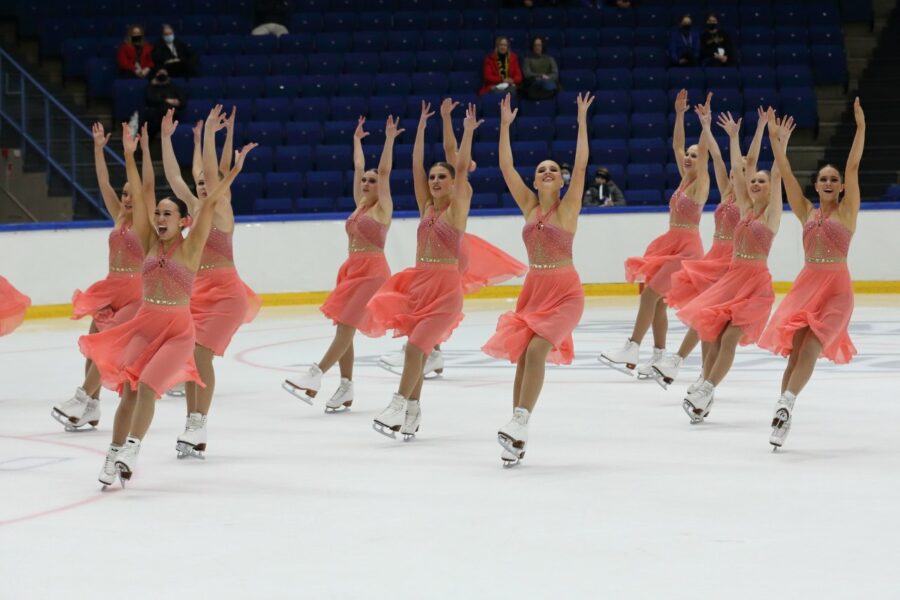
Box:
117, 42, 154, 73
479, 51, 523, 95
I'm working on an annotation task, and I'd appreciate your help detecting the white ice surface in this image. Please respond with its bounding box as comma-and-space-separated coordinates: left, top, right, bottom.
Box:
2, 297, 900, 599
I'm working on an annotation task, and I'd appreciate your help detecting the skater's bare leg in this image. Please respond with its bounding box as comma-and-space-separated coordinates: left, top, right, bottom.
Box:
127, 383, 157, 440
676, 328, 701, 359
781, 327, 809, 393
785, 331, 822, 396
651, 298, 668, 349
409, 370, 425, 401
703, 338, 721, 380
84, 321, 100, 400
512, 350, 527, 410
630, 288, 662, 344
318, 324, 357, 374
707, 324, 743, 386
516, 336, 553, 413
337, 340, 355, 380
399, 344, 426, 398
192, 345, 216, 415
112, 387, 137, 446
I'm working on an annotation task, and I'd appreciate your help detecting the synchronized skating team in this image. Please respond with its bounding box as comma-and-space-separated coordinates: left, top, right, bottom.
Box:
0, 89, 865, 483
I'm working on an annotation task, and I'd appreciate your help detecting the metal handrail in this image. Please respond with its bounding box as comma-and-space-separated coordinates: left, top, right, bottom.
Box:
0, 47, 122, 220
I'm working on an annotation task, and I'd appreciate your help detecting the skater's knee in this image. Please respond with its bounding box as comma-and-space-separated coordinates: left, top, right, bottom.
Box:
194, 344, 215, 364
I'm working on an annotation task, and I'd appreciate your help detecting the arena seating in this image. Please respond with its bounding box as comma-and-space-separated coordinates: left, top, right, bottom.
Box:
14, 0, 868, 214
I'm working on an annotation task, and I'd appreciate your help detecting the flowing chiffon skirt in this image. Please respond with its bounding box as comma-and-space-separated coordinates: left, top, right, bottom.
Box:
625, 228, 704, 295
665, 239, 733, 309
0, 276, 31, 336
460, 234, 527, 294
191, 267, 261, 356
71, 272, 143, 331
320, 251, 391, 336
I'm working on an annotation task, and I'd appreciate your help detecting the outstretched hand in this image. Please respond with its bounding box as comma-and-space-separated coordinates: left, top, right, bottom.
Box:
716, 111, 741, 137
161, 109, 179, 138
418, 101, 435, 128
353, 116, 369, 140
776, 114, 796, 146
576, 91, 595, 121
140, 122, 150, 151
206, 104, 227, 133
224, 105, 237, 131
121, 123, 138, 154
192, 119, 203, 141
230, 143, 258, 175
384, 115, 405, 140
92, 123, 110, 148
462, 103, 484, 130
853, 97, 865, 127
440, 98, 459, 118
499, 93, 518, 126
674, 89, 689, 114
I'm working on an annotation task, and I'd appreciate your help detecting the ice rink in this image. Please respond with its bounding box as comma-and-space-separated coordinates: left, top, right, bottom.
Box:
2, 296, 900, 599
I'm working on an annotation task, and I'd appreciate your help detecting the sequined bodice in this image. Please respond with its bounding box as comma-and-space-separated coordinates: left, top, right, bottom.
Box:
733, 210, 774, 260
669, 185, 702, 228
108, 226, 143, 272
416, 204, 461, 262
713, 194, 741, 240
142, 242, 194, 305
346, 209, 388, 252
803, 209, 852, 262
199, 227, 234, 268
523, 201, 574, 267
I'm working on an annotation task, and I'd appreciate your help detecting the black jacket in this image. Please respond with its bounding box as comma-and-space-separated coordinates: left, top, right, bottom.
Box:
151, 40, 196, 77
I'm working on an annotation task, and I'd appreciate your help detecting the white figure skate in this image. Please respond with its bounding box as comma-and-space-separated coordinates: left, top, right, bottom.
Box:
498, 407, 529, 462
98, 444, 121, 488
372, 394, 406, 439
636, 347, 670, 389
378, 345, 445, 379
770, 392, 796, 450
114, 437, 141, 485
652, 354, 683, 390
598, 339, 640, 377
400, 400, 421, 441
176, 412, 207, 459
51, 388, 100, 431
683, 380, 715, 424
325, 378, 354, 413
166, 382, 186, 397
282, 364, 323, 404
686, 373, 704, 395
501, 447, 522, 468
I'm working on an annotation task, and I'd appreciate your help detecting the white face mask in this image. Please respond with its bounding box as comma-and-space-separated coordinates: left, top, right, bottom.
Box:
562, 173, 571, 184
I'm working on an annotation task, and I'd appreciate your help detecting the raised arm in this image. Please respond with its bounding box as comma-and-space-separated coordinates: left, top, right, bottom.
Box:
202, 104, 227, 187
90, 123, 121, 220
693, 94, 712, 183
412, 101, 435, 215
440, 98, 460, 164
718, 111, 749, 210
160, 108, 200, 215
766, 117, 788, 232
767, 108, 812, 224
218, 105, 236, 176
376, 116, 403, 216
184, 143, 256, 263
745, 106, 767, 177
191, 119, 203, 185
498, 93, 536, 214
139, 122, 157, 229
840, 97, 865, 225
561, 92, 594, 213
703, 113, 729, 198
121, 124, 152, 254
352, 116, 368, 204
453, 103, 481, 221
673, 89, 688, 178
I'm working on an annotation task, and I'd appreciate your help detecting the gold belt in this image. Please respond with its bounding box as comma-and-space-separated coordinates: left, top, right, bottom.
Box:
109, 266, 141, 273
806, 256, 846, 264
144, 296, 189, 306
670, 223, 698, 229
350, 245, 383, 253
198, 262, 234, 271
734, 252, 768, 261
713, 234, 734, 241
530, 260, 573, 270
418, 256, 458, 265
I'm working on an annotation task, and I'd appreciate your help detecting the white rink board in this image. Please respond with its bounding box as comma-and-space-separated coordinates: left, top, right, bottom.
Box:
2, 208, 900, 305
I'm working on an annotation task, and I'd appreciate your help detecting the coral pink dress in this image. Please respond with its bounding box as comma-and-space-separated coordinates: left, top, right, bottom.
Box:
460, 233, 527, 294
666, 193, 741, 309
71, 225, 144, 331
367, 204, 465, 355
677, 208, 776, 345
625, 182, 705, 295
79, 239, 204, 397
0, 276, 31, 336
190, 227, 261, 356
759, 208, 855, 363
482, 201, 584, 365
320, 205, 391, 335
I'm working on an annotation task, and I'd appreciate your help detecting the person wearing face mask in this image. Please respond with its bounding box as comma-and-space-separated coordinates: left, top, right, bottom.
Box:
583, 167, 625, 207
560, 163, 572, 186
669, 14, 699, 67
480, 36, 523, 95
143, 69, 184, 140
151, 24, 196, 79
699, 13, 736, 67
117, 25, 153, 78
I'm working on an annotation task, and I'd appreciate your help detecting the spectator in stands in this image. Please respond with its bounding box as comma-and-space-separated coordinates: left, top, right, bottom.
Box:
252, 0, 290, 37
151, 24, 196, 79
669, 14, 699, 67
117, 25, 153, 78
561, 163, 572, 186
143, 69, 184, 140
700, 13, 736, 67
521, 36, 560, 101
583, 167, 626, 207
480, 36, 523, 96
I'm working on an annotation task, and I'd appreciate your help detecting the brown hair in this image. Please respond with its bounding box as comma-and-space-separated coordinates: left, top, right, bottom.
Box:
430, 161, 456, 178
816, 164, 843, 183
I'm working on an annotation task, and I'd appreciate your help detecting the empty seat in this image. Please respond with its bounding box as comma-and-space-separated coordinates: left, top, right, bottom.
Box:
265, 172, 303, 198
563, 69, 596, 90
780, 87, 817, 128
254, 197, 295, 214
812, 46, 848, 84
631, 68, 667, 90
242, 35, 278, 55
330, 97, 369, 121
297, 197, 336, 213
231, 173, 264, 214
625, 189, 663, 205
594, 68, 632, 90
469, 168, 506, 194
305, 171, 345, 196
590, 139, 628, 164
274, 145, 314, 171
592, 115, 629, 139
199, 55, 234, 77
593, 90, 632, 115
245, 121, 284, 146
630, 113, 668, 138
323, 120, 360, 144
626, 164, 665, 191
631, 90, 667, 114
559, 47, 597, 71
515, 117, 554, 142
628, 138, 666, 164
314, 146, 352, 170
307, 53, 345, 75
300, 75, 337, 97
254, 98, 292, 121
633, 46, 667, 68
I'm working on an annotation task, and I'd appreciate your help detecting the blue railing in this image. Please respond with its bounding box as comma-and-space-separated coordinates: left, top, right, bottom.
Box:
0, 47, 119, 219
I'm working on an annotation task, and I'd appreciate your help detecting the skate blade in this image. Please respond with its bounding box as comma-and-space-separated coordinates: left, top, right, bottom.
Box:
682, 400, 707, 424
175, 441, 206, 460
166, 389, 186, 398
423, 371, 443, 380
597, 356, 636, 377
281, 381, 315, 405
372, 421, 399, 439
324, 402, 352, 414
51, 409, 99, 432
638, 370, 669, 390
497, 433, 525, 456
401, 426, 419, 442
376, 360, 404, 376
502, 458, 520, 468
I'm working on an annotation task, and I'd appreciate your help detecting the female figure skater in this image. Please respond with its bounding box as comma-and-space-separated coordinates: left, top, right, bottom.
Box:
376, 98, 527, 378
482, 92, 592, 466
367, 101, 480, 440
760, 99, 864, 448
677, 108, 786, 423
160, 106, 261, 458
0, 276, 30, 336
655, 107, 768, 388
51, 123, 144, 430
282, 115, 400, 411
599, 90, 710, 376
83, 124, 252, 486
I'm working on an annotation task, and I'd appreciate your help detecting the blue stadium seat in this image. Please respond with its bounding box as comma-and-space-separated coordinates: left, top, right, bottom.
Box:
472, 142, 498, 167
306, 170, 345, 196
314, 146, 352, 171
355, 11, 392, 30
534, 7, 566, 29
368, 95, 408, 119
519, 100, 556, 118
217, 14, 249, 35
226, 76, 264, 99
590, 139, 628, 164
292, 97, 329, 120
740, 5, 773, 27
323, 120, 360, 144
704, 68, 741, 90
298, 197, 336, 213
264, 76, 300, 98
412, 72, 449, 94
469, 167, 505, 194
307, 53, 344, 75
343, 53, 380, 75
599, 28, 635, 47
335, 196, 356, 212
626, 164, 665, 191
593, 90, 632, 115
633, 46, 667, 68
323, 12, 358, 31
477, 118, 502, 144
812, 46, 848, 84
554, 116, 580, 141
186, 77, 224, 100
393, 195, 419, 211
351, 31, 387, 53
631, 90, 667, 114
254, 98, 292, 121
710, 88, 743, 116
255, 197, 295, 214
780, 87, 817, 128
628, 138, 666, 164
776, 26, 810, 46
393, 10, 429, 30
665, 163, 682, 188
231, 173, 263, 214
471, 193, 500, 209
417, 50, 454, 72
113, 79, 145, 121
776, 45, 811, 66
200, 55, 234, 77
207, 34, 243, 55
386, 31, 422, 52
742, 87, 780, 111
245, 121, 284, 146
667, 68, 704, 91
449, 71, 479, 93
560, 47, 597, 71
810, 2, 842, 25
274, 145, 314, 171
740, 67, 776, 89
625, 189, 663, 206
181, 15, 218, 33
265, 172, 303, 198
278, 34, 315, 53
427, 30, 460, 49
633, 27, 668, 49
379, 52, 417, 73
453, 49, 485, 72
428, 10, 461, 29
242, 146, 273, 173
86, 59, 115, 100
504, 8, 532, 29
468, 10, 497, 30
631, 68, 667, 90
666, 108, 701, 138
776, 65, 813, 88
741, 45, 775, 67
283, 122, 322, 147
809, 26, 843, 46
300, 75, 337, 97
592, 115, 630, 139
457, 30, 494, 51
242, 35, 278, 55
515, 117, 554, 142
563, 69, 597, 90
234, 55, 270, 76
594, 68, 632, 90
636, 5, 671, 27
630, 113, 668, 138
740, 27, 775, 46
512, 141, 547, 167
566, 29, 599, 47
379, 73, 412, 95
336, 74, 375, 97
314, 32, 351, 53
389, 169, 415, 194
550, 140, 576, 165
